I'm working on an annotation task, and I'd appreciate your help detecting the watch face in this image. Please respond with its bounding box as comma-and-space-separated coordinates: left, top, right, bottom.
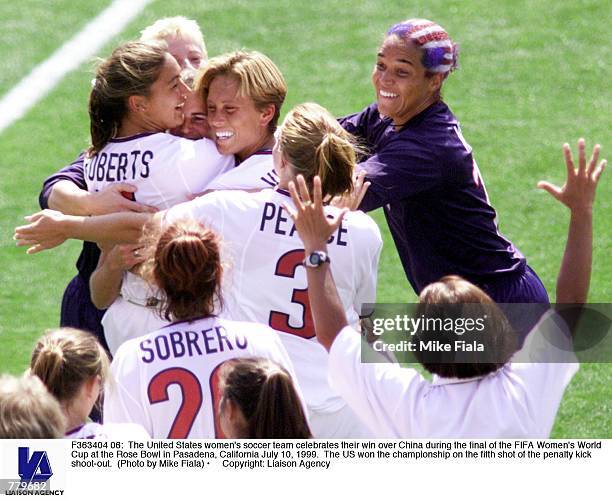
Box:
309, 253, 321, 266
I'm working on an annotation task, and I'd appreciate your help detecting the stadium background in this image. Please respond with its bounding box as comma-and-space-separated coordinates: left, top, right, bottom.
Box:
0, 0, 609, 437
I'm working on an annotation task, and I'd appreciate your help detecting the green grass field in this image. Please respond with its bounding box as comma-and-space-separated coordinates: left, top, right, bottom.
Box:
0, 0, 610, 437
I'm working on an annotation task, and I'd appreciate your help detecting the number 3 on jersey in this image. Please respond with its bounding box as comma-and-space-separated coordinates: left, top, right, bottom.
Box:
268, 249, 315, 339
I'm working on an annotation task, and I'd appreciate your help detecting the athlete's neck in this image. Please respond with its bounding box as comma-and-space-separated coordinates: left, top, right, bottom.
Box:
117, 114, 165, 139
63, 408, 86, 435
236, 134, 275, 164
391, 96, 437, 130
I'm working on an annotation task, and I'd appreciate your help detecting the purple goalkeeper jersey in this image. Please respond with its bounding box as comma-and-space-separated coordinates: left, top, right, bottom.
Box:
340, 101, 526, 293
39, 153, 100, 280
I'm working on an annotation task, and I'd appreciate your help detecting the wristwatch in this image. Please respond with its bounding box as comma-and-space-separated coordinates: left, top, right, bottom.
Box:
303, 250, 330, 268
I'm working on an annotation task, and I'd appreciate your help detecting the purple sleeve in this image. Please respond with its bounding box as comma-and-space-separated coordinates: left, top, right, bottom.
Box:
338, 105, 377, 149
358, 141, 442, 212
39, 153, 86, 209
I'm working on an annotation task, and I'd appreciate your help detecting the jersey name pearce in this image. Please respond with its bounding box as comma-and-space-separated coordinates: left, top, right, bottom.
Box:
259, 201, 348, 247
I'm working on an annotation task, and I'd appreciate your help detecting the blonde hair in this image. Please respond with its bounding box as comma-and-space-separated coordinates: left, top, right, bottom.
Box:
140, 16, 207, 59
30, 328, 110, 405
197, 51, 287, 134
0, 374, 66, 438
278, 102, 357, 198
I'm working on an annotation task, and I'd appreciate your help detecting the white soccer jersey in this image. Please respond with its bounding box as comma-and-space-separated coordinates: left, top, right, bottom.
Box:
100, 148, 275, 355
65, 422, 149, 440
102, 272, 169, 355
328, 311, 579, 438
103, 316, 303, 438
165, 188, 383, 413
89, 132, 233, 354
84, 132, 234, 209
205, 149, 278, 191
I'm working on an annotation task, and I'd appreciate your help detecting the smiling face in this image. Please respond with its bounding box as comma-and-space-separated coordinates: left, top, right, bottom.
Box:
206, 74, 275, 161
169, 90, 209, 139
165, 35, 205, 70
140, 53, 189, 130
372, 36, 442, 126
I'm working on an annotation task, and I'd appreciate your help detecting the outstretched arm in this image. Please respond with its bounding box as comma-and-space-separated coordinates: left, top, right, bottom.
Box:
14, 210, 158, 254
284, 176, 349, 351
537, 139, 606, 304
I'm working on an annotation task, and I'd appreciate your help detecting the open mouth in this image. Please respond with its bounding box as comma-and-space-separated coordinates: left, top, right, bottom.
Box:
215, 130, 235, 141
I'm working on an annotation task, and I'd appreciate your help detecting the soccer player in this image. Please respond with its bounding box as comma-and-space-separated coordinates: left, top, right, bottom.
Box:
339, 19, 549, 321
0, 374, 66, 438
103, 220, 305, 438
218, 357, 312, 438
30, 327, 149, 439
196, 50, 286, 191
82, 41, 232, 353
140, 16, 207, 70
39, 17, 210, 353
90, 50, 287, 354
15, 102, 383, 438
287, 139, 605, 438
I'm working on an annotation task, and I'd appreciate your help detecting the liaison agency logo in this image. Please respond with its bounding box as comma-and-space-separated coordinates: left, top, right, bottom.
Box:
0, 444, 66, 496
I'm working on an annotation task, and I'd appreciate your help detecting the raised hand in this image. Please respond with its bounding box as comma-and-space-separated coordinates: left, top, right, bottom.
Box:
283, 175, 348, 252
537, 138, 606, 212
329, 170, 371, 210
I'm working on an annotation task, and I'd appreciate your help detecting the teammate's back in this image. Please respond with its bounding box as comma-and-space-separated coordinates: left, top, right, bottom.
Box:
104, 316, 301, 438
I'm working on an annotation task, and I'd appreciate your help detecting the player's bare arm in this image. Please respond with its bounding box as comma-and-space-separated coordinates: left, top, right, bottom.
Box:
14, 210, 160, 254
48, 180, 157, 216
284, 175, 349, 351
90, 244, 145, 309
537, 139, 606, 305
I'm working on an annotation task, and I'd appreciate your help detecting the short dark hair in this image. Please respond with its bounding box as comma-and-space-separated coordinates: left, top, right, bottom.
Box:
414, 276, 518, 379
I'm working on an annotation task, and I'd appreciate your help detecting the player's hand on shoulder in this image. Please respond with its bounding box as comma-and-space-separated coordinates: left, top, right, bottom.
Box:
537, 138, 606, 213
89, 183, 157, 215
104, 244, 146, 272
329, 170, 371, 211
14, 209, 68, 254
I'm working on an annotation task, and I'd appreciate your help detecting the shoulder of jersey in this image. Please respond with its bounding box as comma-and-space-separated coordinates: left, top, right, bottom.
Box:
217, 317, 278, 338
336, 206, 381, 233
206, 187, 273, 208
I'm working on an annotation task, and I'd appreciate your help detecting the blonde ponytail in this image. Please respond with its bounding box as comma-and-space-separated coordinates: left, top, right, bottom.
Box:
279, 103, 359, 198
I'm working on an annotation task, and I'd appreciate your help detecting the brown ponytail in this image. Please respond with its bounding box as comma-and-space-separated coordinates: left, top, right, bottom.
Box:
220, 357, 311, 439
87, 40, 169, 156
145, 219, 223, 322
30, 328, 110, 404
278, 102, 359, 198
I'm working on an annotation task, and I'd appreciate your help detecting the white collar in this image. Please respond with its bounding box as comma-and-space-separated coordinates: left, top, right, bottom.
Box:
431, 375, 486, 386
431, 366, 506, 386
